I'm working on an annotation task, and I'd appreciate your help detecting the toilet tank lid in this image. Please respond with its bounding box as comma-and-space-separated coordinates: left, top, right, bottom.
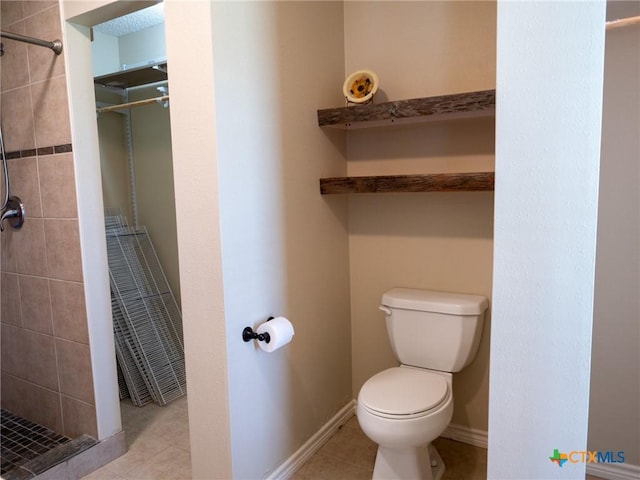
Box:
382, 288, 488, 315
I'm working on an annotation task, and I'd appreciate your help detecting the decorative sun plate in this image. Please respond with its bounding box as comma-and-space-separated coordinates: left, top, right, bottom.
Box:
343, 70, 379, 104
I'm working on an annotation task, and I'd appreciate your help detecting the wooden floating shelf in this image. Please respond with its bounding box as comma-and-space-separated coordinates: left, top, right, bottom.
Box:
319, 172, 494, 195
318, 89, 495, 129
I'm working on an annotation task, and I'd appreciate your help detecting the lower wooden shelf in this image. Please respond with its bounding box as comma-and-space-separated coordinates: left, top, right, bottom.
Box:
319, 172, 494, 194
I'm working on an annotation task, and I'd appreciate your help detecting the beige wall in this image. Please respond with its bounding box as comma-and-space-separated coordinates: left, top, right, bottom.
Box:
97, 90, 134, 224
588, 0, 640, 468
210, 2, 351, 477
0, 1, 98, 438
164, 1, 233, 476
128, 86, 180, 307
345, 1, 496, 432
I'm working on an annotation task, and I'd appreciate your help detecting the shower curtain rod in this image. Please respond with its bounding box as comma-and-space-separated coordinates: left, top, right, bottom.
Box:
0, 31, 62, 55
605, 15, 640, 30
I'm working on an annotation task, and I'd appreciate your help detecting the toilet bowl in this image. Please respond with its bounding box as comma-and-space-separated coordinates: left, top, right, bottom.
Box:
356, 288, 488, 480
357, 366, 453, 480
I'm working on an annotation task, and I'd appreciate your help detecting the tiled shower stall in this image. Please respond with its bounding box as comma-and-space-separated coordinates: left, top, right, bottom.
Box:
1, 0, 98, 442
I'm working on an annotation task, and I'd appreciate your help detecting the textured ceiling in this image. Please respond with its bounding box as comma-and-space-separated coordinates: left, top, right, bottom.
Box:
94, 3, 164, 37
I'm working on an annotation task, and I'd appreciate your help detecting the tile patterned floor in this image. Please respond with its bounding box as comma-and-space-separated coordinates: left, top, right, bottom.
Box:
294, 418, 607, 480
81, 396, 190, 480
292, 417, 488, 480
82, 397, 605, 480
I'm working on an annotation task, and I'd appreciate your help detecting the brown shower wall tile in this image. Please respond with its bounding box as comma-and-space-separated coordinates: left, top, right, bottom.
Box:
54, 143, 73, 153
55, 338, 95, 405
1, 324, 22, 374
7, 156, 44, 218
1, 272, 22, 326
0, 20, 30, 91
61, 396, 98, 439
44, 219, 83, 282
1, 2, 24, 27
14, 148, 35, 158
31, 75, 72, 148
18, 274, 53, 334
1, 323, 59, 390
39, 152, 78, 218
27, 329, 60, 390
0, 226, 18, 273
15, 217, 48, 277
22, 1, 58, 18
50, 279, 89, 344
1, 85, 36, 152
0, 372, 64, 433
38, 146, 55, 155
24, 4, 65, 83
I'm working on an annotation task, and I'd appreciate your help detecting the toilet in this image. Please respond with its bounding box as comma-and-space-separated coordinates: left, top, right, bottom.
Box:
357, 287, 488, 480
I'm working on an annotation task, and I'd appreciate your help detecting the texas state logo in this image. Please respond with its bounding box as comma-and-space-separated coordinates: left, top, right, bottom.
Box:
549, 449, 568, 467
550, 449, 625, 467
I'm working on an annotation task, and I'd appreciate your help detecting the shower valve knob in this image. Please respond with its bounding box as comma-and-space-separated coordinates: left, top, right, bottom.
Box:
0, 196, 25, 232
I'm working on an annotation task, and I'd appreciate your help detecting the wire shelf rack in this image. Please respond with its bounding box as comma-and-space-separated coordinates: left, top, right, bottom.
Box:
106, 216, 185, 406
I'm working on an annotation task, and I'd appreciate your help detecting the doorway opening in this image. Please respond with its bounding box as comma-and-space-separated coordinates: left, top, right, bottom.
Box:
91, 0, 188, 450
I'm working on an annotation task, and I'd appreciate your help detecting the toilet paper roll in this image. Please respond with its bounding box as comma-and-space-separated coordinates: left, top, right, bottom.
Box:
256, 316, 295, 352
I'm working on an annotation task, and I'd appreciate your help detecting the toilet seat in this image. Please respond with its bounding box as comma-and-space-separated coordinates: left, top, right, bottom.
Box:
359, 367, 449, 419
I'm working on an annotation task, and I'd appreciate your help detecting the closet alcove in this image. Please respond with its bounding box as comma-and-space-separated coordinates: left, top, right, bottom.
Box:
91, 0, 187, 431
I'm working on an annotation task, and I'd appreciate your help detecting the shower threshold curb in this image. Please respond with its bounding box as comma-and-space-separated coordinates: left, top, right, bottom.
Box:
3, 435, 97, 480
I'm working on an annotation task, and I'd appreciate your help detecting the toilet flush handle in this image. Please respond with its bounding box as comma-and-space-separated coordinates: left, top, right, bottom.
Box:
379, 305, 392, 316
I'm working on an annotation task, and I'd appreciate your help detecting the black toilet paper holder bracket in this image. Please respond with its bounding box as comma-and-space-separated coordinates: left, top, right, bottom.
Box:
242, 317, 274, 344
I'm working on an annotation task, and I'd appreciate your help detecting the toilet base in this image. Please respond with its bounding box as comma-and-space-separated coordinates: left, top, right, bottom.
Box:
372, 443, 445, 480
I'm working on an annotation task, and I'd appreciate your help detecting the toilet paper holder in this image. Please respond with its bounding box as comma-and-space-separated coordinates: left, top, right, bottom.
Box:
242, 317, 274, 344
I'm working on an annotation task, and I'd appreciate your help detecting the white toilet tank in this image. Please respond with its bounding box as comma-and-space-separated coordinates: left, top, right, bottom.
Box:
381, 288, 488, 372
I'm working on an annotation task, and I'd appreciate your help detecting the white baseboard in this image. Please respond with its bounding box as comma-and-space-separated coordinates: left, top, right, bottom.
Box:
266, 400, 357, 480
441, 423, 488, 449
266, 406, 484, 480
440, 425, 640, 480
267, 407, 639, 480
587, 461, 640, 480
